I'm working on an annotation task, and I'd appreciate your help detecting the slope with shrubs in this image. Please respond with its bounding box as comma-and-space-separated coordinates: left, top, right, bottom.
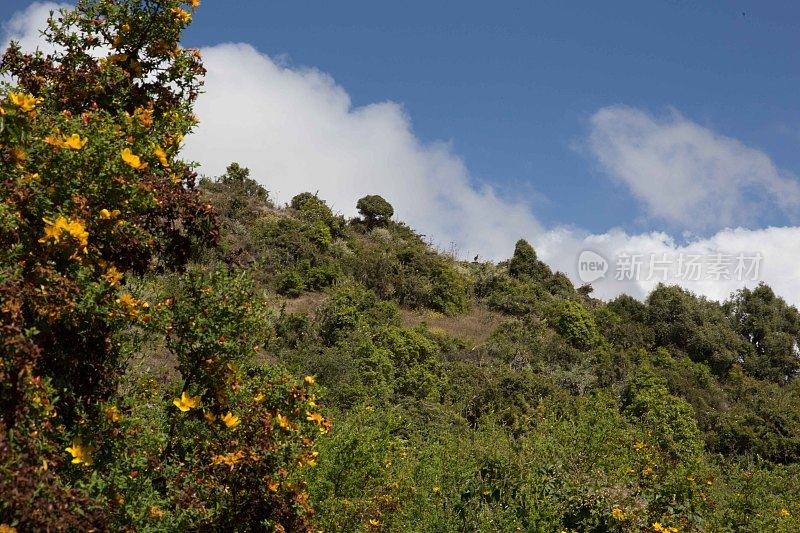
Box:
2, 2, 800, 532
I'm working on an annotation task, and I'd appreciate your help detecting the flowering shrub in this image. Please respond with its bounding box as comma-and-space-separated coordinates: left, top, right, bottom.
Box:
0, 2, 324, 530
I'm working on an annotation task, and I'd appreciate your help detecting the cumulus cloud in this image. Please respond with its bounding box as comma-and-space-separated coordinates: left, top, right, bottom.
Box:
588, 105, 800, 231
183, 43, 542, 260
535, 225, 800, 304
1, 2, 69, 55
5, 3, 800, 307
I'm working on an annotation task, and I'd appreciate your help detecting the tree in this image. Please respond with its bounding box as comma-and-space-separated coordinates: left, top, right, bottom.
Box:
725, 283, 800, 382
357, 194, 394, 228
216, 162, 268, 200
508, 239, 552, 281
646, 284, 752, 376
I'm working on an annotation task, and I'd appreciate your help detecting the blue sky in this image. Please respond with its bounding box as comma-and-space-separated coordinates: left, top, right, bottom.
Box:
2, 1, 799, 233
167, 0, 800, 235
4, 1, 800, 304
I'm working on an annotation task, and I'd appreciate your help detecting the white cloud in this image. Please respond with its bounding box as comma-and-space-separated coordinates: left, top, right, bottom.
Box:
184, 43, 542, 261
535, 225, 800, 305
588, 105, 800, 231
5, 4, 800, 308
1, 2, 68, 55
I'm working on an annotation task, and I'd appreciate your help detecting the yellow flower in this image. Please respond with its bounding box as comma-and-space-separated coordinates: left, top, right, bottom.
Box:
305, 411, 331, 433
304, 375, 316, 385
633, 441, 645, 450
153, 144, 170, 167
105, 406, 122, 422
63, 219, 89, 248
8, 90, 42, 112
221, 411, 240, 428
99, 208, 120, 219
780, 508, 791, 517
652, 524, 678, 533
611, 507, 626, 521
267, 479, 279, 492
171, 7, 192, 22
254, 392, 266, 403
121, 148, 148, 170
173, 391, 200, 412
10, 148, 26, 163
277, 413, 291, 430
432, 486, 441, 494
38, 216, 88, 250
21, 172, 39, 182
116, 293, 141, 316
65, 441, 93, 466
211, 450, 244, 470
62, 133, 88, 150
136, 107, 154, 128
39, 217, 64, 244
368, 519, 380, 527
0, 524, 18, 533
186, 0, 201, 9
298, 450, 319, 467
306, 412, 324, 425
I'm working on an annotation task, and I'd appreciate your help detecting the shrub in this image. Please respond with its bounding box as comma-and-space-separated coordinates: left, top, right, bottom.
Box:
276, 269, 306, 297
508, 239, 551, 281
374, 325, 443, 400
547, 300, 602, 350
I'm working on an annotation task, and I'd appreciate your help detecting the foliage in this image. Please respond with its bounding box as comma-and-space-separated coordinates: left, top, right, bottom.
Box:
547, 299, 603, 350
3, 1, 800, 531
356, 194, 394, 228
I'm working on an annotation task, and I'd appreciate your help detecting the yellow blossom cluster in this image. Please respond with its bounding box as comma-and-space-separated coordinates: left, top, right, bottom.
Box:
116, 293, 147, 317
652, 523, 678, 533
298, 450, 318, 467
611, 507, 626, 521
39, 216, 89, 251
211, 450, 244, 470
277, 413, 291, 430
103, 266, 123, 286
121, 148, 148, 170
153, 145, 170, 167
171, 7, 192, 23
65, 441, 93, 466
99, 208, 121, 220
105, 406, 123, 422
7, 90, 42, 112
306, 411, 331, 434
45, 133, 88, 150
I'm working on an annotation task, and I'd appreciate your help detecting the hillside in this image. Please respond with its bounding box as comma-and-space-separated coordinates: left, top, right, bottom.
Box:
2, 2, 800, 532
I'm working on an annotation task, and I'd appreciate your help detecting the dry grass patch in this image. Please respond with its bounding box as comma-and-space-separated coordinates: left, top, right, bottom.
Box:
400, 305, 507, 346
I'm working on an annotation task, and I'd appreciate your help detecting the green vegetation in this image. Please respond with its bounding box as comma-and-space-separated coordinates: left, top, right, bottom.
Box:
1, 2, 800, 532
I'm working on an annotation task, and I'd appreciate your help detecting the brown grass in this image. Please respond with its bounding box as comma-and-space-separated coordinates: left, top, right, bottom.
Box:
400, 304, 507, 347
269, 292, 329, 316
